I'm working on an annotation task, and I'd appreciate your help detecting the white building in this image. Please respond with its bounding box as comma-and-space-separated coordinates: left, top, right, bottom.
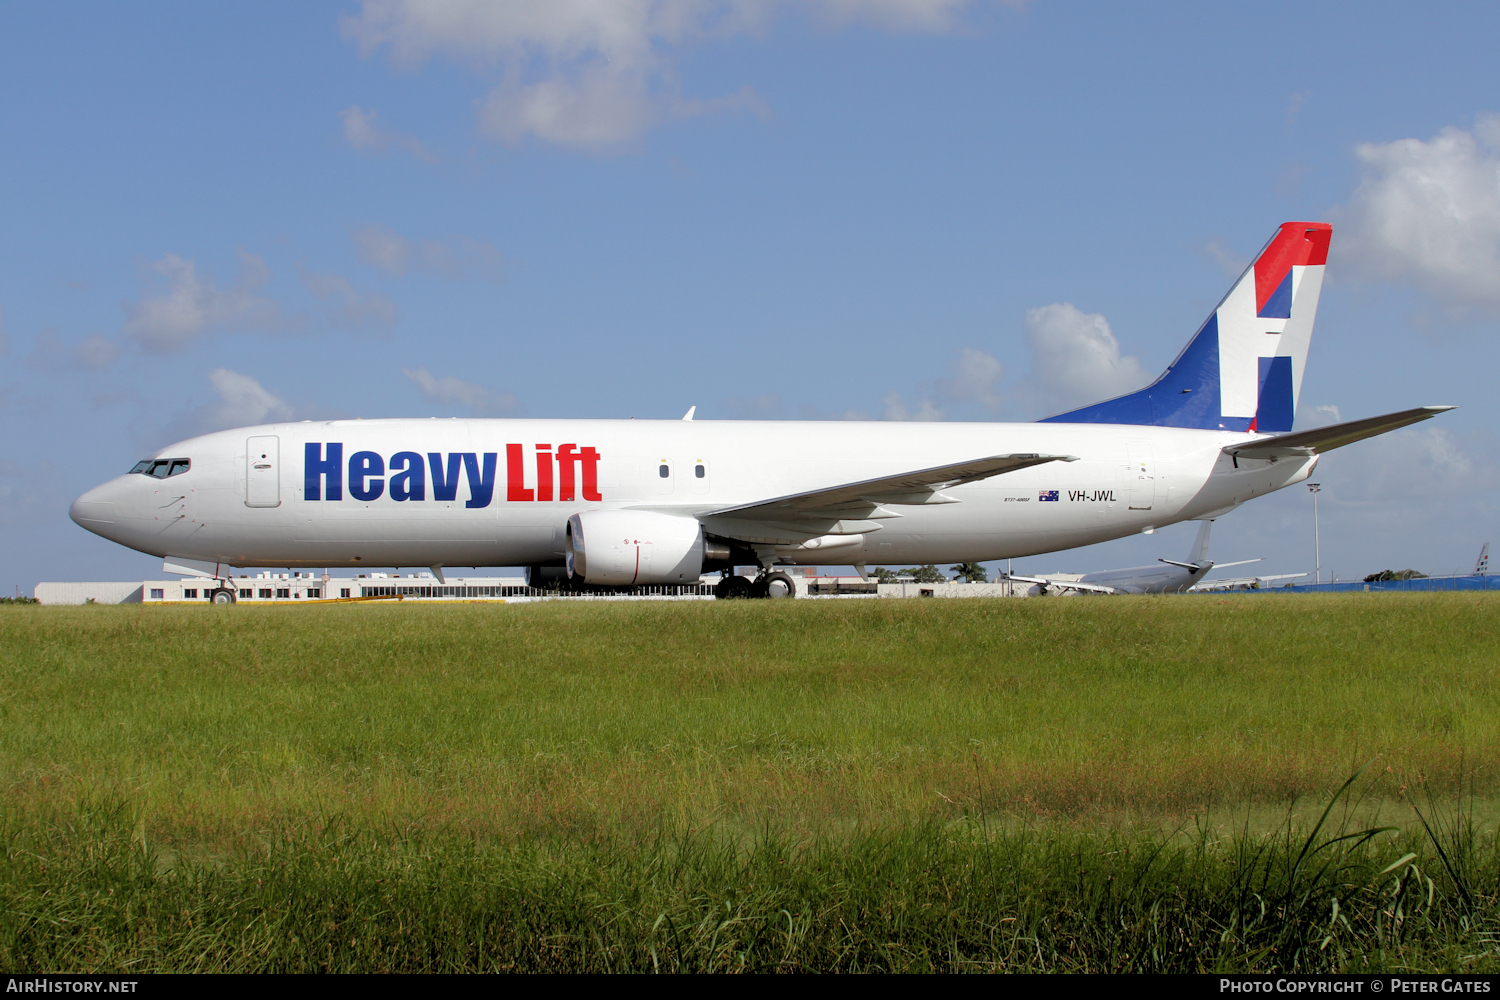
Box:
35, 569, 1032, 604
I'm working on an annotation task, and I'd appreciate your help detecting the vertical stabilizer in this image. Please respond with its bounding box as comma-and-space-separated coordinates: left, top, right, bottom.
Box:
1477, 543, 1490, 576
1041, 222, 1331, 431
1189, 520, 1213, 566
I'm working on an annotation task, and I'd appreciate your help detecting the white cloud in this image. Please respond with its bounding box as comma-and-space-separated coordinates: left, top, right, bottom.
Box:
300, 268, 398, 330
340, 105, 438, 162
870, 347, 1000, 423
880, 390, 943, 421
403, 366, 519, 415
1017, 303, 1150, 417
352, 224, 507, 281
1200, 238, 1249, 278
936, 346, 1003, 412
123, 251, 282, 353
1286, 91, 1309, 124
478, 64, 659, 150
811, 0, 982, 30
26, 330, 120, 373
1334, 115, 1500, 312
1303, 403, 1342, 428
160, 369, 296, 442
1338, 425, 1487, 503
723, 393, 784, 418
341, 0, 982, 151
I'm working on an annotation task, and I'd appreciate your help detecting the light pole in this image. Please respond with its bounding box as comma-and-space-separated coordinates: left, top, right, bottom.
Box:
1308, 483, 1322, 585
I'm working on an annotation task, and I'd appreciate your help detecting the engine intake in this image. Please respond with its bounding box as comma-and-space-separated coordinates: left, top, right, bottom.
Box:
566, 510, 706, 585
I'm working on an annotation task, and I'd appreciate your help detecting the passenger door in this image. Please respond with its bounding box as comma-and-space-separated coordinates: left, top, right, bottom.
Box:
245, 436, 281, 508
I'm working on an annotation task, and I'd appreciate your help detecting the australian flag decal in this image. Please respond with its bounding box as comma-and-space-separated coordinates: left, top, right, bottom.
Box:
1038, 490, 1059, 501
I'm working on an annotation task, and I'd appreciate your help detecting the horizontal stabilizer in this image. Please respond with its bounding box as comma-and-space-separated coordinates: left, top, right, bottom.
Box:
1224, 406, 1456, 462
1208, 558, 1262, 571
705, 453, 1077, 523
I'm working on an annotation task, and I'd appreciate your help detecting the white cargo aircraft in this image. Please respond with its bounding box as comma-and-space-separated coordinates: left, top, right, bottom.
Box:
72, 221, 1454, 601
1003, 519, 1262, 595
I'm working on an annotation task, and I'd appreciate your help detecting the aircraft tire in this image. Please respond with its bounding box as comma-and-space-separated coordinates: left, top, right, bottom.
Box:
716, 576, 755, 600
749, 576, 771, 599
209, 588, 236, 604
764, 571, 796, 598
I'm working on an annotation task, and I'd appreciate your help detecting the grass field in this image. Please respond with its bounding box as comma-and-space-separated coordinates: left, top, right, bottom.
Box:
3, 593, 1499, 971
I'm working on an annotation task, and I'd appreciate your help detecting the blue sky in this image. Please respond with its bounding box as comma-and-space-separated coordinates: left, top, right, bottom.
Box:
4, 0, 1498, 590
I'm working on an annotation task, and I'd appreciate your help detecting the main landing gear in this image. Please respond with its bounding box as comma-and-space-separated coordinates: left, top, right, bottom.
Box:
713, 570, 797, 600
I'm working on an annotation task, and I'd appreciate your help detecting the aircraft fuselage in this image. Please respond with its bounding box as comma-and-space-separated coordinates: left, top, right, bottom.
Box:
71, 418, 1315, 570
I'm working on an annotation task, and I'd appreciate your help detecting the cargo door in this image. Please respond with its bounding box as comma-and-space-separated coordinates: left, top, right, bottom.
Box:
1125, 440, 1157, 511
245, 436, 281, 508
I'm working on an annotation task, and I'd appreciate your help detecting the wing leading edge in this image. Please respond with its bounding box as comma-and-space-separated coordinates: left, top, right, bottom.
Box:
705, 453, 1078, 523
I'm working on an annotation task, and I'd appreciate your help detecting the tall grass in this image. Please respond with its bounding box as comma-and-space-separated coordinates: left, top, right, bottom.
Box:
2, 787, 1496, 972
2, 595, 1498, 970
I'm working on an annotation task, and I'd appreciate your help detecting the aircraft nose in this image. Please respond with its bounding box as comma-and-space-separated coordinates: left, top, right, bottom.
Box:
70, 480, 125, 537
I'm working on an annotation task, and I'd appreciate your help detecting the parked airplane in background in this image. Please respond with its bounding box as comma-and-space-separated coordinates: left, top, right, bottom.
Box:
71, 221, 1455, 601
1003, 520, 1261, 595
1477, 543, 1491, 576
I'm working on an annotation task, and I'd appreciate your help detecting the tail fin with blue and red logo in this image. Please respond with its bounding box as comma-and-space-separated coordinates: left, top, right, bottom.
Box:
1041, 222, 1332, 432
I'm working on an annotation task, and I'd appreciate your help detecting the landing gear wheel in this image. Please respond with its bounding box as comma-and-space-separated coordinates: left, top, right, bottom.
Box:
716, 576, 754, 600
749, 576, 771, 599
764, 571, 796, 599
209, 588, 236, 604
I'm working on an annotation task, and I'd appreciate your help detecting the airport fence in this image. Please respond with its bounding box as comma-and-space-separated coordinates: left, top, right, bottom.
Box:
1225, 574, 1499, 595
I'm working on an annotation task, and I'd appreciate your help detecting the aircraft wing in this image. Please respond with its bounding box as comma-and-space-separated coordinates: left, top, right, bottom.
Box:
1225, 406, 1456, 463
1001, 573, 1118, 595
703, 453, 1078, 526
1192, 572, 1308, 591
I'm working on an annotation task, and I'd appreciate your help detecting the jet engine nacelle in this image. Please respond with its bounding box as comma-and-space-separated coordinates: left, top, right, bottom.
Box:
566, 510, 705, 586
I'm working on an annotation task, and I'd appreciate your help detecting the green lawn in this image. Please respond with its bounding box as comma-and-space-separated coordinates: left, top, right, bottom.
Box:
4, 594, 1497, 833
3, 594, 1498, 971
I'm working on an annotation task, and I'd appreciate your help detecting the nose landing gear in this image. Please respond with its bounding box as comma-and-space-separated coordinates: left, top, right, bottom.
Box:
764, 571, 795, 598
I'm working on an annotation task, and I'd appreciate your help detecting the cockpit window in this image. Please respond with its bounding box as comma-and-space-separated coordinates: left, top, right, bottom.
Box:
130, 458, 191, 479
